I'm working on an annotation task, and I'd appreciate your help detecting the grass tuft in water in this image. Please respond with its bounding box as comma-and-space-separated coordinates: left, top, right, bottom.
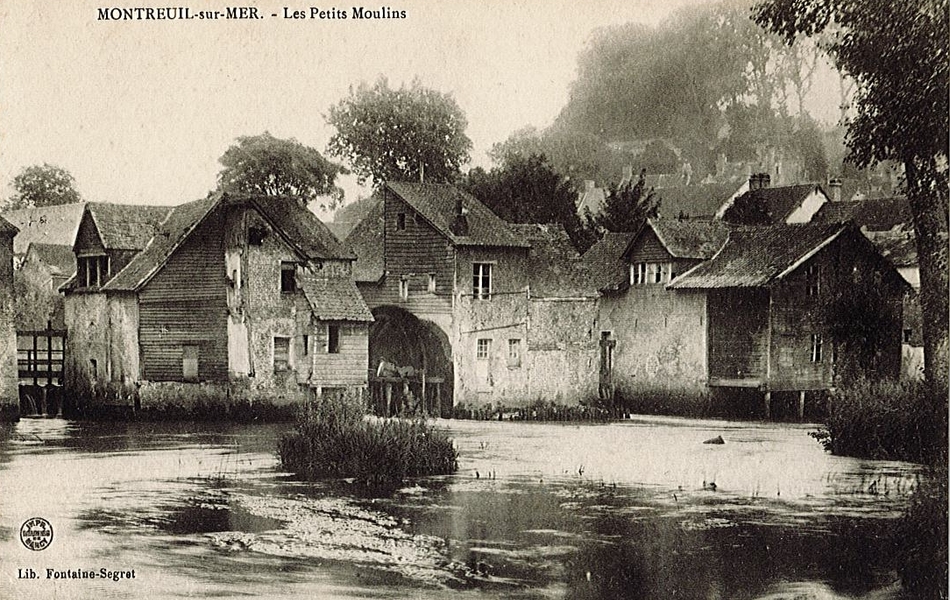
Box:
278, 392, 458, 485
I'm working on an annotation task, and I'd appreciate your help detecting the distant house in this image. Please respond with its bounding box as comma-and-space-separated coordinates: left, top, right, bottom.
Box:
63, 194, 372, 414
718, 175, 829, 224
347, 182, 598, 410
576, 180, 607, 219
16, 243, 75, 329
2, 203, 86, 330
582, 219, 906, 418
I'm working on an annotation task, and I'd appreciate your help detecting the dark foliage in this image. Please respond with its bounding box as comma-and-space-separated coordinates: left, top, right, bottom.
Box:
5, 163, 82, 210
327, 77, 472, 186
899, 464, 949, 599
462, 153, 597, 251
592, 171, 658, 233
217, 132, 344, 210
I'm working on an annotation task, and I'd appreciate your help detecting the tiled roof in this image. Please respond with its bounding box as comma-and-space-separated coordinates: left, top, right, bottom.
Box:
386, 182, 528, 248
26, 243, 75, 276
651, 183, 745, 220
0, 216, 18, 237
300, 271, 374, 322
579, 232, 637, 292
86, 203, 173, 250
510, 224, 596, 297
250, 195, 354, 260
670, 222, 848, 289
100, 197, 219, 292
727, 184, 824, 223
645, 218, 731, 260
865, 227, 918, 268
344, 197, 385, 283
811, 197, 911, 231
3, 203, 85, 254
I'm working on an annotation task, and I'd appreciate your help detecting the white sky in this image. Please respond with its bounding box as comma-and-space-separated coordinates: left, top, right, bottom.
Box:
0, 0, 839, 216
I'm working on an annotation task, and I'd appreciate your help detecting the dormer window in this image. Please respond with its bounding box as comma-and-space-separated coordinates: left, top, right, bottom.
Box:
77, 255, 109, 288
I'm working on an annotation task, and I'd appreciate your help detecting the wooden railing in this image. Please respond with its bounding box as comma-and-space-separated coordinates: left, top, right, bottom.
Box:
17, 322, 66, 386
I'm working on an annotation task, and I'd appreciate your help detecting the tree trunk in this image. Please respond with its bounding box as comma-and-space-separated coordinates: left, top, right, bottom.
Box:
904, 155, 949, 390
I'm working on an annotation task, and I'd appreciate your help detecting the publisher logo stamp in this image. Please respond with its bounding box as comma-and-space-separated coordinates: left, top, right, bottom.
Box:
20, 518, 53, 551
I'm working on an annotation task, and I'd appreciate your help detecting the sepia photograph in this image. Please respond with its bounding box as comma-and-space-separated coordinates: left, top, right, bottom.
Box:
0, 0, 947, 598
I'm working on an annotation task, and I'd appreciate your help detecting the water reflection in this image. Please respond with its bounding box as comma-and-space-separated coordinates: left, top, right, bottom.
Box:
0, 415, 921, 599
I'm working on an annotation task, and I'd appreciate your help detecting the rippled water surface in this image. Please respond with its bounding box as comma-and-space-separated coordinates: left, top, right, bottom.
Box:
0, 416, 922, 599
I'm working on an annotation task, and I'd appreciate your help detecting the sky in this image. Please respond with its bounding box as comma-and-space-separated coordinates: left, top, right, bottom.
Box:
0, 0, 837, 217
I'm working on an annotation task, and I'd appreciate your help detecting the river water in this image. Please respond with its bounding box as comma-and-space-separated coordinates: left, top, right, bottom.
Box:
0, 415, 922, 600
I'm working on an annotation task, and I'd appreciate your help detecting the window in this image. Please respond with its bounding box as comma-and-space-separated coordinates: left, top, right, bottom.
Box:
327, 325, 340, 354
633, 263, 647, 285
182, 345, 198, 381
274, 337, 290, 371
810, 333, 823, 363
806, 264, 820, 297
280, 262, 297, 293
655, 263, 668, 284
427, 274, 437, 293
397, 213, 407, 231
399, 277, 410, 300
302, 334, 309, 356
903, 329, 913, 343
78, 255, 109, 288
508, 339, 522, 368
473, 263, 492, 299
476, 338, 491, 360
89, 359, 98, 379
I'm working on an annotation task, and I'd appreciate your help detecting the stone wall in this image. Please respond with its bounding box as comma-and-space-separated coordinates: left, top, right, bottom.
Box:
0, 234, 17, 418
597, 287, 708, 403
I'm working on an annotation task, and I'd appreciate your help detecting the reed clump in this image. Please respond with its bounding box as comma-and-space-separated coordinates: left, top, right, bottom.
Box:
278, 391, 458, 484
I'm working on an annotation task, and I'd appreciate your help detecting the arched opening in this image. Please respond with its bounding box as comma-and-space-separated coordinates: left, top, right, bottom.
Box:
368, 306, 453, 415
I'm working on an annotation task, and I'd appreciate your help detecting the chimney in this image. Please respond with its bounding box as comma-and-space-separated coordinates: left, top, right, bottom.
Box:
760, 173, 771, 189
829, 177, 842, 202
749, 173, 761, 191
584, 180, 596, 192
449, 194, 469, 236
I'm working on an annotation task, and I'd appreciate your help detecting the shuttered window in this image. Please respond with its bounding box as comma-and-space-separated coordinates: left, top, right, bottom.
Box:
182, 345, 198, 381
327, 325, 340, 354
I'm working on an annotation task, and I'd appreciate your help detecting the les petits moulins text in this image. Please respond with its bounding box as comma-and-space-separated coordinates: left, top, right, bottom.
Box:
96, 6, 407, 21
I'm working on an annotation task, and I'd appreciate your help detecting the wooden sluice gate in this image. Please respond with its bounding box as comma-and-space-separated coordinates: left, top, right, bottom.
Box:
17, 322, 66, 416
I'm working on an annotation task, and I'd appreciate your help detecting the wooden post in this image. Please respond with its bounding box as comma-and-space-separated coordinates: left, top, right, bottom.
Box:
385, 383, 392, 417
421, 370, 427, 415
763, 391, 772, 420
46, 322, 53, 387
32, 335, 38, 386
798, 391, 806, 420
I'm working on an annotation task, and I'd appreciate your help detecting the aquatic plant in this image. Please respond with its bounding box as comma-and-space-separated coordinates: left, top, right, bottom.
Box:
278, 391, 458, 484
811, 378, 946, 464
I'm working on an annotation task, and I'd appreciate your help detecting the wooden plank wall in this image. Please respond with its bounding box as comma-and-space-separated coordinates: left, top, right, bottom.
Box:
707, 288, 769, 380
308, 322, 369, 386
139, 209, 228, 382
627, 228, 672, 263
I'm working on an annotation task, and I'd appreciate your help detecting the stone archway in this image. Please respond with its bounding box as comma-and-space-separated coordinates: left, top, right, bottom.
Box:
369, 306, 454, 413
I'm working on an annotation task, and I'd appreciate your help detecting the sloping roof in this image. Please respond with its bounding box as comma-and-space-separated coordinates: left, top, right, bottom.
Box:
0, 216, 18, 237
652, 183, 744, 220
729, 184, 823, 223
386, 182, 528, 248
300, 271, 374, 322
811, 197, 911, 231
26, 243, 75, 276
3, 203, 85, 254
250, 195, 354, 260
99, 197, 220, 292
510, 224, 596, 297
576, 185, 607, 217
641, 218, 731, 260
579, 232, 637, 292
670, 222, 848, 289
345, 197, 385, 283
86, 203, 173, 250
865, 227, 918, 268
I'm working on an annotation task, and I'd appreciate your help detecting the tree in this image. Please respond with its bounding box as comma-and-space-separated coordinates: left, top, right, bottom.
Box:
593, 171, 658, 233
217, 132, 344, 209
462, 154, 597, 251
755, 0, 949, 387
326, 77, 472, 186
5, 164, 82, 210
